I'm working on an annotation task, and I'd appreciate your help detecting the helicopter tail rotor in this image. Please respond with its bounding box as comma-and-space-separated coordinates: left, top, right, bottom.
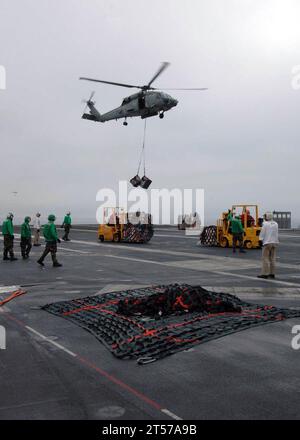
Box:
81, 91, 103, 122
82, 91, 96, 112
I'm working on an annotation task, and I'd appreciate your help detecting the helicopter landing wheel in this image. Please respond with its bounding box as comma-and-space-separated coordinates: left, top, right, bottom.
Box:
159, 112, 164, 119
123, 120, 128, 126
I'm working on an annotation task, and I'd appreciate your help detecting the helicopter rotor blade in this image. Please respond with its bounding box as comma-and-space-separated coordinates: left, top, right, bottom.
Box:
154, 87, 208, 91
80, 77, 143, 89
147, 62, 170, 88
83, 102, 88, 113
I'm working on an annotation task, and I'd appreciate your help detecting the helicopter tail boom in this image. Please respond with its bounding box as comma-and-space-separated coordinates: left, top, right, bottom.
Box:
82, 100, 103, 122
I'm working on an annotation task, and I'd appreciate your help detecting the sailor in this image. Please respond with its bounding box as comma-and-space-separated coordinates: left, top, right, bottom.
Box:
257, 212, 279, 279
2, 213, 18, 261
62, 211, 72, 241
33, 212, 42, 246
231, 215, 246, 253
37, 214, 62, 267
20, 216, 32, 259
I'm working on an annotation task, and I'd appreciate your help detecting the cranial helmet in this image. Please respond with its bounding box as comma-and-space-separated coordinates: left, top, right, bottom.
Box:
7, 212, 13, 219
48, 214, 56, 222
25, 216, 31, 222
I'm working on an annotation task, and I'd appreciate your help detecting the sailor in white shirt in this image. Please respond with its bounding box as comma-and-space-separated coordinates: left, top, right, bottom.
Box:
257, 212, 279, 279
33, 213, 42, 246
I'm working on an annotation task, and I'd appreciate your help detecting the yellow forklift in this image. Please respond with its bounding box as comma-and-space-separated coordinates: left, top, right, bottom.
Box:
200, 204, 262, 248
217, 204, 262, 249
98, 207, 153, 243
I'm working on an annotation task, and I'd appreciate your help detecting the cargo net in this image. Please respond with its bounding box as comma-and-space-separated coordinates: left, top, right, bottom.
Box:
122, 223, 154, 243
42, 284, 300, 364
200, 225, 218, 246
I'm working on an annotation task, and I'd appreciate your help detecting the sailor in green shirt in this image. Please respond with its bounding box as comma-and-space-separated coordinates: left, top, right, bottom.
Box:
2, 213, 18, 261
20, 216, 32, 259
62, 211, 72, 241
37, 214, 62, 267
230, 215, 246, 253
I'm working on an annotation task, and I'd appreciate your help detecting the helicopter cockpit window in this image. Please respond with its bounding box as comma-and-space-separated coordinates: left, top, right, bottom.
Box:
122, 97, 131, 105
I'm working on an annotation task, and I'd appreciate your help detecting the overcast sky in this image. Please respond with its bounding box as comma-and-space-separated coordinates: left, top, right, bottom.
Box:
0, 0, 300, 225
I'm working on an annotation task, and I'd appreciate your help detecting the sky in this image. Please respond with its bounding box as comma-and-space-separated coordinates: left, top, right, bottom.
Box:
0, 0, 300, 225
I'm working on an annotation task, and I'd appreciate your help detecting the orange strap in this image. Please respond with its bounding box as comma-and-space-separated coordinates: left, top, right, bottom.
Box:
0, 289, 27, 307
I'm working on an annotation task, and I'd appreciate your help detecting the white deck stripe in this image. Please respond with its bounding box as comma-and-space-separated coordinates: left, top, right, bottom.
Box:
104, 254, 300, 287
67, 238, 300, 271
161, 408, 183, 420
105, 254, 166, 265
57, 247, 90, 254
213, 271, 300, 287
155, 234, 197, 239
23, 326, 184, 419
25, 326, 77, 357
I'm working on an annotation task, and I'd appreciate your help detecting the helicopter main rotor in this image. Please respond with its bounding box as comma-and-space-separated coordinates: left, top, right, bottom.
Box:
79, 62, 207, 92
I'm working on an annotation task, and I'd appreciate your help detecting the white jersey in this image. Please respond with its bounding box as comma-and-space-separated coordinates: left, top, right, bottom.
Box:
259, 220, 279, 245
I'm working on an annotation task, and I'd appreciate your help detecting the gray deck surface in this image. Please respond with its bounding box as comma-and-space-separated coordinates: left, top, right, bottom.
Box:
0, 228, 300, 420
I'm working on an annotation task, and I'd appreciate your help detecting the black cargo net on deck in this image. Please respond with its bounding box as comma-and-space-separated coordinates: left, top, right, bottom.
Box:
43, 284, 300, 363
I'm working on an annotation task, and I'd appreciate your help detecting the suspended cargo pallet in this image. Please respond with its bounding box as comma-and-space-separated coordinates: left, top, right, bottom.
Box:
130, 120, 152, 189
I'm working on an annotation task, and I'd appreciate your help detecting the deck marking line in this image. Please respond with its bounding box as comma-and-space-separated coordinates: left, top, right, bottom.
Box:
66, 238, 300, 271
57, 247, 90, 254
214, 271, 300, 287
6, 315, 181, 420
25, 326, 77, 357
76, 355, 163, 411
161, 408, 183, 420
103, 255, 300, 287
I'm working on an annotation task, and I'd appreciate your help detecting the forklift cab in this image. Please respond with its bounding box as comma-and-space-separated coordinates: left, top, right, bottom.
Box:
232, 205, 258, 229
217, 204, 262, 249
98, 207, 126, 242
98, 208, 153, 243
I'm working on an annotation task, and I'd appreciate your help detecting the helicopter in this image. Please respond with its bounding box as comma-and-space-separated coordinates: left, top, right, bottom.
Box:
79, 62, 207, 126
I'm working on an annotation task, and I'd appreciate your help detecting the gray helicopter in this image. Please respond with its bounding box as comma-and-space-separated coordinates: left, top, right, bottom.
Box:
80, 62, 207, 126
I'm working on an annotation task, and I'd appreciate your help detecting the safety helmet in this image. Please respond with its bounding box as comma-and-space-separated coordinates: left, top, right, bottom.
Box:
7, 212, 13, 219
36, 212, 41, 217
66, 211, 71, 215
48, 214, 56, 222
25, 216, 31, 222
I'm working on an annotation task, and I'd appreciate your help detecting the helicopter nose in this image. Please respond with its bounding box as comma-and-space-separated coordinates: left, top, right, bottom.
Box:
165, 98, 177, 107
